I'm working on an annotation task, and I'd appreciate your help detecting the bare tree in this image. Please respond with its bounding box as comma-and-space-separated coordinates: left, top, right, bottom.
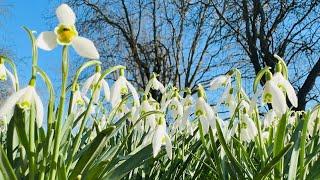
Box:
64, 0, 239, 99
205, 0, 320, 110
63, 0, 320, 109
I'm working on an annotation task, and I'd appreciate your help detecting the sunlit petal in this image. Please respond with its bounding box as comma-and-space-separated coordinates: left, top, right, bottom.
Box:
56, 4, 76, 25
36, 31, 57, 51
72, 36, 100, 59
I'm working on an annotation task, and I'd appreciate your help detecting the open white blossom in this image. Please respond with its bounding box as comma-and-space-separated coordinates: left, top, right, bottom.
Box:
240, 113, 258, 142
210, 74, 231, 90
152, 116, 172, 159
263, 77, 287, 116
82, 71, 110, 104
0, 85, 43, 127
37, 4, 99, 59
196, 97, 217, 134
273, 72, 298, 107
145, 74, 165, 95
110, 75, 140, 108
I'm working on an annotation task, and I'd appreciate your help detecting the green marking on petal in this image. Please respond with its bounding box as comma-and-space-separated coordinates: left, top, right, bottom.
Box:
263, 93, 272, 103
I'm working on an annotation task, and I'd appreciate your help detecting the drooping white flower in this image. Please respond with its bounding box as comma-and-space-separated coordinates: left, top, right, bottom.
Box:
262, 77, 287, 116
0, 85, 43, 127
210, 74, 231, 90
0, 62, 17, 90
174, 94, 194, 133
36, 4, 99, 59
152, 116, 172, 159
195, 97, 217, 134
307, 108, 320, 135
110, 74, 140, 108
164, 92, 183, 119
145, 74, 165, 95
82, 71, 110, 104
70, 83, 89, 112
240, 113, 258, 142
273, 72, 298, 107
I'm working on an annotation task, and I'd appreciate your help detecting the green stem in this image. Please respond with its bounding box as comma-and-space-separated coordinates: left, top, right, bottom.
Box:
299, 112, 311, 180
50, 46, 69, 180
29, 105, 36, 180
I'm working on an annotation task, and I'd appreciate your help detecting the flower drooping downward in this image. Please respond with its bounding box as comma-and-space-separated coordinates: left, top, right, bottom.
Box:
0, 79, 43, 127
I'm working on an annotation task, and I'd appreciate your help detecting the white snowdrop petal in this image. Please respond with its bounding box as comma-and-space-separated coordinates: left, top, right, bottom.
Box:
5, 67, 17, 91
72, 36, 100, 59
0, 87, 28, 122
82, 74, 96, 95
269, 81, 287, 116
101, 80, 110, 101
152, 127, 163, 158
126, 80, 140, 106
165, 134, 172, 159
36, 31, 57, 51
56, 4, 76, 25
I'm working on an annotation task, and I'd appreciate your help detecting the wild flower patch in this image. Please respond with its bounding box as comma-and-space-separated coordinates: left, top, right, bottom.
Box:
0, 4, 319, 180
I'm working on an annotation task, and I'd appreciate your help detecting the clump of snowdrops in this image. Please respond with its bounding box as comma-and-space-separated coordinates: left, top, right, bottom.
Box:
0, 4, 319, 180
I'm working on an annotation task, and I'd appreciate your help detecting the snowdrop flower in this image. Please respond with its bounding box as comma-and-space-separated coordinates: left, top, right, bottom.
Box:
263, 109, 277, 128
110, 69, 140, 108
36, 4, 99, 59
82, 68, 110, 104
164, 91, 183, 119
0, 59, 17, 90
71, 84, 88, 112
210, 73, 231, 90
272, 63, 298, 107
240, 113, 258, 142
152, 116, 172, 159
145, 73, 165, 95
262, 71, 287, 116
134, 96, 156, 131
195, 85, 217, 134
0, 81, 43, 127
308, 108, 320, 135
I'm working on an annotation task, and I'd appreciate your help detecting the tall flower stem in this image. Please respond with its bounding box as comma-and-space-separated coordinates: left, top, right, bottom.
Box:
28, 104, 36, 180
50, 45, 68, 180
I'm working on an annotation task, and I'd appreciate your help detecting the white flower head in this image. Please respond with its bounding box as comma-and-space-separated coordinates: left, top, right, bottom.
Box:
152, 116, 172, 159
262, 76, 287, 116
195, 97, 216, 134
110, 72, 140, 108
37, 4, 99, 59
210, 74, 231, 90
240, 113, 258, 142
0, 85, 43, 127
145, 73, 165, 95
0, 62, 17, 90
308, 108, 320, 135
273, 72, 298, 107
82, 71, 110, 104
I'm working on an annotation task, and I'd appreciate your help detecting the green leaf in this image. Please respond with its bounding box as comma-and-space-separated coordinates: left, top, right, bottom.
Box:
288, 132, 301, 180
102, 144, 154, 180
0, 145, 17, 180
69, 126, 115, 179
255, 142, 293, 180
216, 120, 248, 179
273, 112, 288, 178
